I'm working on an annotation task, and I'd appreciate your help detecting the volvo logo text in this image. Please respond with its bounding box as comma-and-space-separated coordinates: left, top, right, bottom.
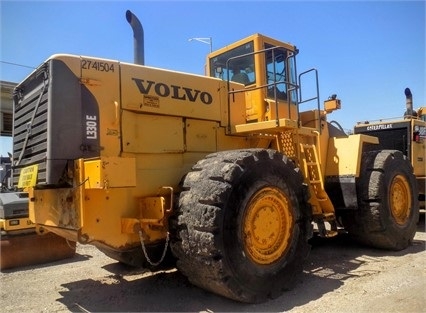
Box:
132, 78, 213, 105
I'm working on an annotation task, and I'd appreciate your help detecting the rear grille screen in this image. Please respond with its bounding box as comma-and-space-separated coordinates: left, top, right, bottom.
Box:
13, 67, 49, 184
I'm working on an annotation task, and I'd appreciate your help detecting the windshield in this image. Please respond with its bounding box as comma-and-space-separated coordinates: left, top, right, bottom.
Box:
209, 41, 255, 85
264, 44, 297, 102
265, 44, 287, 100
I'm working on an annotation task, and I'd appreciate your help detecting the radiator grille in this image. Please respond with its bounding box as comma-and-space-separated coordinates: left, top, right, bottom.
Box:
354, 124, 410, 158
13, 67, 49, 185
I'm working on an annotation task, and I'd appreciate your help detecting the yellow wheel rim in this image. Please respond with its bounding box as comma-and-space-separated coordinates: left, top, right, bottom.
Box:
390, 174, 411, 225
242, 187, 293, 265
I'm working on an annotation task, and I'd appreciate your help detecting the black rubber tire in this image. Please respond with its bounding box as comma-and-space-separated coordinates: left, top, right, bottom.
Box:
342, 150, 419, 250
170, 149, 311, 303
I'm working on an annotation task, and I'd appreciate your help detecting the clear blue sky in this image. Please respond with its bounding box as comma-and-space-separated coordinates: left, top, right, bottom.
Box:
1, 0, 425, 154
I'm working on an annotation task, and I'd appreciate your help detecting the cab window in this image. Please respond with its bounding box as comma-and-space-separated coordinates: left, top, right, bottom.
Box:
265, 44, 288, 101
209, 41, 255, 85
264, 45, 298, 102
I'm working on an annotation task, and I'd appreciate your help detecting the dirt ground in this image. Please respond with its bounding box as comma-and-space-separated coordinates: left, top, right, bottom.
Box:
1, 212, 425, 313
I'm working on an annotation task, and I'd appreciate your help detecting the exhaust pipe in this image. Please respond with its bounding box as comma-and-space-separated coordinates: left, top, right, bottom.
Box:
126, 10, 144, 65
404, 87, 416, 118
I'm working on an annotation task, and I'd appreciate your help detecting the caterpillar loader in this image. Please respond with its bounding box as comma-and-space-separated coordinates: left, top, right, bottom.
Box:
11, 11, 418, 302
354, 88, 425, 208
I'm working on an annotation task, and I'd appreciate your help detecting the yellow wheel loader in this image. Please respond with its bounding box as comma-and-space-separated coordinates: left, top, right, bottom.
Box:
10, 11, 418, 302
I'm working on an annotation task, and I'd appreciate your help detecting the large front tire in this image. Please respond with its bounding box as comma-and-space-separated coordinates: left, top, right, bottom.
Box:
342, 150, 419, 250
170, 149, 311, 303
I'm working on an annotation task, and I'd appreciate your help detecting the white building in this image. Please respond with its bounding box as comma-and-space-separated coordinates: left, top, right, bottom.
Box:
1, 80, 16, 137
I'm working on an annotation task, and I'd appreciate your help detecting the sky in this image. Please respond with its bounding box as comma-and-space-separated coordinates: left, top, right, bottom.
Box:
0, 0, 425, 155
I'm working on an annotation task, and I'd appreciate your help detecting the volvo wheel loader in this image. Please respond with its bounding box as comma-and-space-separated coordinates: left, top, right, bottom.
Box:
10, 11, 418, 303
354, 88, 425, 208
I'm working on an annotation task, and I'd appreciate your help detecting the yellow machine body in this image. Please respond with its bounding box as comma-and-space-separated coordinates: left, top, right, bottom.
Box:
18, 34, 378, 255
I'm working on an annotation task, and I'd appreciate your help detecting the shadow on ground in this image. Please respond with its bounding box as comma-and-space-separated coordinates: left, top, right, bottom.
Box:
58, 213, 425, 312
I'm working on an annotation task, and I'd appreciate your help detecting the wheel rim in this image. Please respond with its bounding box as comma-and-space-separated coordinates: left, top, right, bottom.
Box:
242, 187, 293, 265
390, 174, 412, 225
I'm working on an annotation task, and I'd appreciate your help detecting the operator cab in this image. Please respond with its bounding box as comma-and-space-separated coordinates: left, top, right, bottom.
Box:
207, 33, 299, 124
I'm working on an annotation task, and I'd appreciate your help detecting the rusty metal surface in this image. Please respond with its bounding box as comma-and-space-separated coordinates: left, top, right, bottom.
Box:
0, 232, 76, 270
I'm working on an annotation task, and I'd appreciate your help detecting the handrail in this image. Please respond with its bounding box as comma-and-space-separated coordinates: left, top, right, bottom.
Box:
298, 68, 320, 110
298, 68, 321, 133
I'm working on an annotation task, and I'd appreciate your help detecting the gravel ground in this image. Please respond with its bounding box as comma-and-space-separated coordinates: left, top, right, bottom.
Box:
1, 212, 425, 313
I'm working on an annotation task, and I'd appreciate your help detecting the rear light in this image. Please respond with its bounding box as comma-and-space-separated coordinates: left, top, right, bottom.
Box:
9, 220, 19, 226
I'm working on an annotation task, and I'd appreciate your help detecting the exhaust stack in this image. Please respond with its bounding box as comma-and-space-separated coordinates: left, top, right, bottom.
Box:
126, 10, 144, 65
404, 87, 416, 118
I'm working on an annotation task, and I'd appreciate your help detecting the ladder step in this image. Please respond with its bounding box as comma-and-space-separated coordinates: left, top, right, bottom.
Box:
300, 141, 334, 214
317, 198, 328, 202
310, 180, 322, 184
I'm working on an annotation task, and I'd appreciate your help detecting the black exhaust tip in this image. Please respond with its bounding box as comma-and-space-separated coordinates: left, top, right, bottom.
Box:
126, 10, 144, 65
404, 87, 412, 98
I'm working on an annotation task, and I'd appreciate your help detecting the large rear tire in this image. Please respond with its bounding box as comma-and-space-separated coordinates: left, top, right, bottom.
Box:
170, 149, 311, 303
342, 150, 419, 250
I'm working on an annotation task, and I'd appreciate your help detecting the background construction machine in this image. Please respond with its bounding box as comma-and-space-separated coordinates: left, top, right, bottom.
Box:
354, 88, 425, 208
0, 189, 76, 270
10, 11, 418, 302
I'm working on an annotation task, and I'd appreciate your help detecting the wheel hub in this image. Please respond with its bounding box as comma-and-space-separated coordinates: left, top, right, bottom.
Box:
242, 187, 293, 265
390, 174, 411, 225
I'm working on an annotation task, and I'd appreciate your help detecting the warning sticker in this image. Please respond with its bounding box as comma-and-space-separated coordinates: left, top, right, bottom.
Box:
143, 95, 160, 109
18, 165, 38, 189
